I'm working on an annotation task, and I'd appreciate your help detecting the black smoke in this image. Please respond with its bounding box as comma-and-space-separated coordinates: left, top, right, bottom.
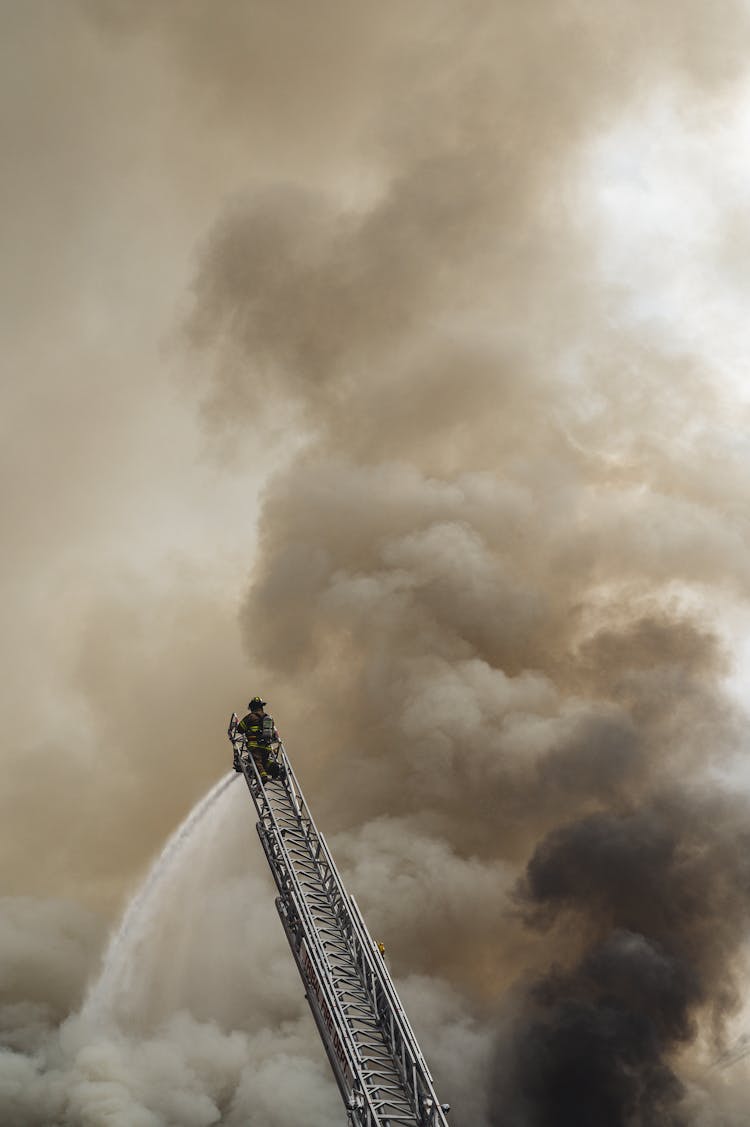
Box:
492, 796, 750, 1125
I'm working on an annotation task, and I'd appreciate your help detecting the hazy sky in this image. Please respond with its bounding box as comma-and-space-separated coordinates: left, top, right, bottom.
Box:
3, 3, 750, 1125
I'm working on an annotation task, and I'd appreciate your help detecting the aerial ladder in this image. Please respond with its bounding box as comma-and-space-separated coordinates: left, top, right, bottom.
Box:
228, 714, 452, 1127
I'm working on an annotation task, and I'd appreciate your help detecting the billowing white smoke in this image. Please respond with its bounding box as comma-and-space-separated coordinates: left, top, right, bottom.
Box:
0, 782, 342, 1126
0, 775, 492, 1125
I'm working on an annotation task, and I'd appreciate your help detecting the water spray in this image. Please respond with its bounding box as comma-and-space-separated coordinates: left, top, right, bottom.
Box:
80, 772, 237, 1027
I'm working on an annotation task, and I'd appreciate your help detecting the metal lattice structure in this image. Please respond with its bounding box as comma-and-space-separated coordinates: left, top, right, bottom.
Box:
228, 714, 451, 1127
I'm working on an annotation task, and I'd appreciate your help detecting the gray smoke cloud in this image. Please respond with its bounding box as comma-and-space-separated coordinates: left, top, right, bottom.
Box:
4, 1, 750, 1124
182, 2, 750, 1123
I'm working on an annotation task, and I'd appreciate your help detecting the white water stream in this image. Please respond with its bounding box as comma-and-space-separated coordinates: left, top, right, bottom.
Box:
81, 772, 237, 1027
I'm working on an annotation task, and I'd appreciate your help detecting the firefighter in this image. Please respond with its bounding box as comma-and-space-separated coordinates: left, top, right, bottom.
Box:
238, 696, 278, 782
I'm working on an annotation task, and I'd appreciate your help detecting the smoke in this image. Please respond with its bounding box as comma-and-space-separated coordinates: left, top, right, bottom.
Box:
4, 0, 750, 1124
181, 3, 750, 1124
0, 790, 346, 1127
494, 794, 750, 1125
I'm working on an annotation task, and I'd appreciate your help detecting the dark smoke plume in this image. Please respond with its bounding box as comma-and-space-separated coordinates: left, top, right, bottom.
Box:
494, 794, 750, 1125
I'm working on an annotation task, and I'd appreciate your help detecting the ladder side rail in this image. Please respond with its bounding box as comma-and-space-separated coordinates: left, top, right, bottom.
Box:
277, 746, 450, 1127
348, 894, 437, 1080
274, 745, 362, 937
245, 770, 377, 1120
259, 836, 374, 1124
278, 746, 448, 1126
346, 897, 450, 1127
267, 750, 430, 1124
230, 723, 381, 1124
279, 746, 443, 1075
274, 897, 382, 1127
253, 790, 386, 1127
250, 787, 385, 1126
348, 890, 435, 1074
